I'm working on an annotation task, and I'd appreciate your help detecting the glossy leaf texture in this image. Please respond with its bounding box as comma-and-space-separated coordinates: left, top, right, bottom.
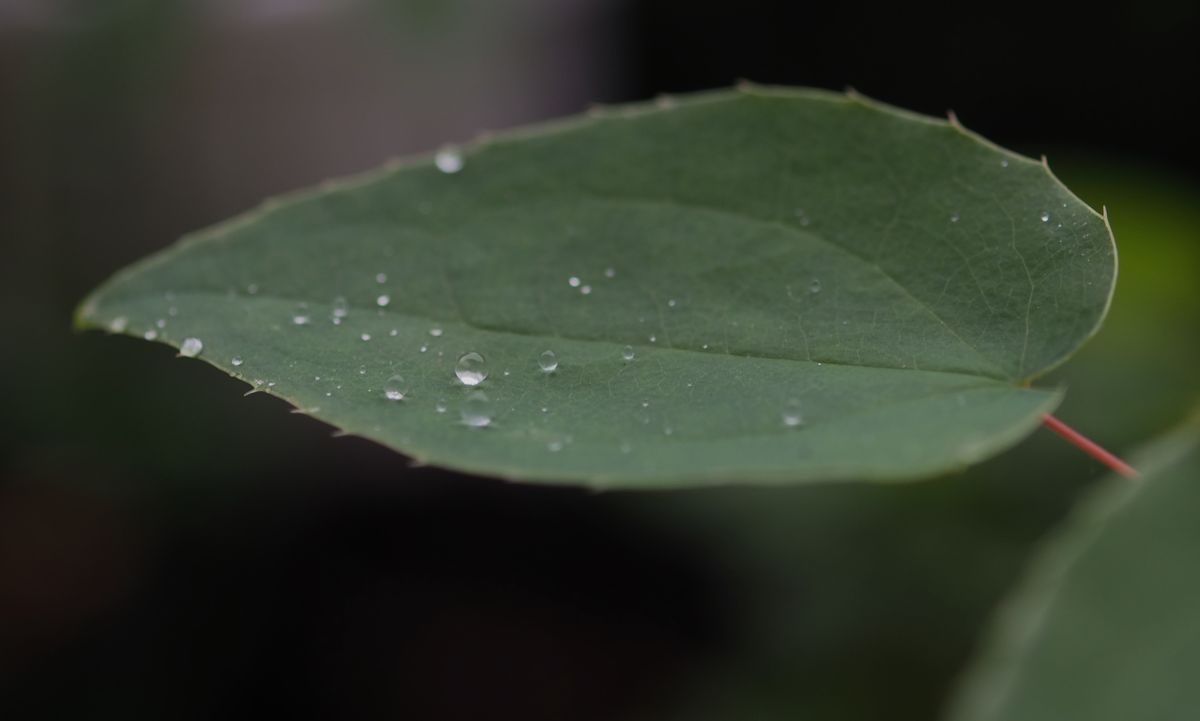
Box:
946, 410, 1200, 720
76, 86, 1115, 487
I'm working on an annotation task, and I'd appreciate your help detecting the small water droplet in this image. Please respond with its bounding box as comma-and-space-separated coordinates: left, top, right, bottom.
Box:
231, 356, 244, 367
1000, 159, 1009, 168
143, 329, 158, 340
950, 211, 960, 223
375, 272, 387, 284
246, 283, 259, 295
376, 294, 390, 307
435, 146, 463, 174
568, 276, 581, 288
109, 316, 128, 332
460, 390, 492, 428
167, 306, 178, 317
267, 381, 276, 388
179, 337, 203, 358
664, 426, 674, 436
701, 343, 710, 350
580, 285, 592, 295
809, 278, 822, 294
361, 333, 372, 342
435, 399, 447, 413
455, 352, 487, 386
619, 441, 633, 454
547, 440, 564, 452
667, 298, 677, 308
604, 267, 616, 278
384, 374, 407, 401
538, 350, 558, 373
155, 318, 167, 329
420, 344, 428, 353
429, 326, 443, 337
622, 345, 635, 361
389, 328, 399, 337
1040, 211, 1051, 223
358, 366, 367, 375
331, 296, 349, 320
781, 399, 804, 428
292, 303, 311, 325
649, 335, 657, 343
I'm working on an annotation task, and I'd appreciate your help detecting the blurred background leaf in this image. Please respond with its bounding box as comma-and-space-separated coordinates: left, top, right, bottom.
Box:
1, 1, 1197, 719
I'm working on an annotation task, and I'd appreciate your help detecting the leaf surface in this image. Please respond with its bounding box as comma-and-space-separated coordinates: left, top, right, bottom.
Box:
946, 411, 1200, 720
77, 86, 1114, 487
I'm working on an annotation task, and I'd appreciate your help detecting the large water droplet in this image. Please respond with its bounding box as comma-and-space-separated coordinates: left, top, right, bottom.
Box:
781, 399, 804, 428
231, 356, 244, 367
622, 345, 635, 361
384, 374, 407, 401
435, 146, 463, 174
455, 352, 488, 386
460, 390, 492, 428
180, 337, 203, 358
538, 350, 558, 373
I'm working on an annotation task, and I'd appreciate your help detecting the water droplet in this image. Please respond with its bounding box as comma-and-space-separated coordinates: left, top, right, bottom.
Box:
109, 316, 128, 332
384, 374, 407, 401
389, 328, 399, 337
781, 399, 804, 428
619, 441, 633, 454
1000, 159, 1009, 168
292, 303, 311, 325
361, 333, 372, 342
435, 146, 463, 174
460, 390, 491, 428
231, 356, 244, 367
375, 272, 387, 284
358, 366, 367, 375
1040, 211, 1051, 223
331, 296, 349, 320
429, 326, 443, 337
604, 267, 616, 278
568, 276, 581, 288
950, 211, 960, 223
622, 345, 635, 361
376, 294, 390, 307
701, 343, 710, 350
667, 298, 677, 308
455, 352, 487, 386
641, 401, 650, 408
435, 399, 447, 413
167, 306, 178, 317
580, 285, 592, 295
420, 344, 428, 353
155, 318, 167, 329
809, 278, 822, 294
664, 426, 674, 436
547, 440, 564, 452
143, 329, 158, 340
649, 335, 657, 343
246, 283, 259, 295
180, 337, 203, 358
538, 350, 558, 373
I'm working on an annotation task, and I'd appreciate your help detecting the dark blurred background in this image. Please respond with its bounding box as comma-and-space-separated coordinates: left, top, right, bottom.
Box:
2, 1, 1198, 719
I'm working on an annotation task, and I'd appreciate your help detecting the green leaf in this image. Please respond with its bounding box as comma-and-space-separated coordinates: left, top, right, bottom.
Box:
946, 410, 1200, 721
76, 86, 1114, 487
